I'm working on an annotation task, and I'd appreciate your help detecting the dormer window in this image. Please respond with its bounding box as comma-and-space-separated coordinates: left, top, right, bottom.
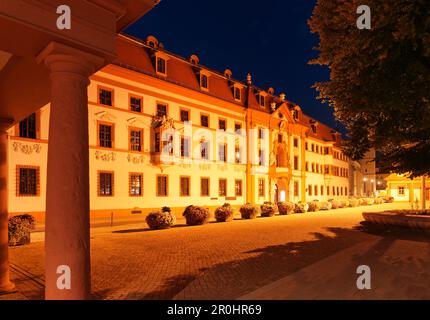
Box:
258, 94, 265, 108
234, 86, 241, 101
311, 124, 317, 134
200, 73, 209, 90
292, 109, 299, 121
156, 57, 166, 75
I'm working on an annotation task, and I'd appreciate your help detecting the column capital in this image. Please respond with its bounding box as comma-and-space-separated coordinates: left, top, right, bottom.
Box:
36, 41, 105, 79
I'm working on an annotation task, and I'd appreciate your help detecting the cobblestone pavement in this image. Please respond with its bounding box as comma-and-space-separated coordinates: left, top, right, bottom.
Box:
7, 202, 425, 300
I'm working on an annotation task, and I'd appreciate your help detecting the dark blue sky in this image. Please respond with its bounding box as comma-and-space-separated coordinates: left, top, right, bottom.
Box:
125, 0, 342, 131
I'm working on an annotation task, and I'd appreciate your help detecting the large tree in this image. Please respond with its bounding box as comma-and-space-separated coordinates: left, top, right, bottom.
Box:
308, 0, 430, 177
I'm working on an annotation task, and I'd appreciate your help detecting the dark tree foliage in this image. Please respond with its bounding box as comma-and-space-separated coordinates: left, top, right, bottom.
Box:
309, 0, 430, 177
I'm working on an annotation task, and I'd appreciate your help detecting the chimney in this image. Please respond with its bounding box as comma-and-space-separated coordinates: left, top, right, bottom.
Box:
279, 93, 286, 101
246, 73, 252, 85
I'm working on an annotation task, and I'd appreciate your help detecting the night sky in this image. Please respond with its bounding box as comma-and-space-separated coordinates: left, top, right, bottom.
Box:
125, 0, 343, 132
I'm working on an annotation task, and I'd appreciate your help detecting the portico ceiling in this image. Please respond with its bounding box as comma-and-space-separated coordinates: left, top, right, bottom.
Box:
0, 0, 159, 126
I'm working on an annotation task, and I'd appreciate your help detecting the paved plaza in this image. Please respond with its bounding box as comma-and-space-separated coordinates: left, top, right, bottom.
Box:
3, 202, 430, 300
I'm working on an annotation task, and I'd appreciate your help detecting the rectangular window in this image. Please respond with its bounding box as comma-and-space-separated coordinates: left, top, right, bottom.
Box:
218, 143, 227, 162
398, 186, 405, 196
200, 74, 208, 89
258, 149, 264, 166
258, 178, 265, 197
17, 166, 39, 196
219, 119, 226, 131
308, 185, 312, 196
293, 138, 298, 148
98, 171, 113, 196
306, 162, 309, 171
201, 177, 210, 196
327, 186, 330, 196
130, 96, 142, 112
294, 156, 299, 170
180, 176, 190, 196
200, 114, 209, 127
258, 128, 264, 139
180, 109, 189, 122
19, 113, 36, 139
154, 132, 160, 152
129, 173, 143, 196
157, 103, 167, 117
129, 129, 142, 152
278, 134, 283, 143
162, 134, 174, 155
98, 88, 113, 106
235, 179, 242, 196
156, 57, 166, 74
234, 87, 241, 100
305, 142, 308, 150
259, 94, 265, 107
321, 185, 324, 196
180, 136, 190, 158
294, 181, 299, 197
314, 185, 318, 196
157, 175, 168, 196
235, 145, 241, 164
219, 179, 227, 197
99, 123, 113, 148
201, 141, 209, 160
235, 123, 242, 134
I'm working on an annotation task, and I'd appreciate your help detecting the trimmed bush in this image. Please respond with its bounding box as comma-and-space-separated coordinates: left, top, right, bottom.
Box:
374, 197, 383, 204
8, 214, 35, 246
341, 200, 349, 208
319, 201, 332, 210
349, 198, 359, 207
329, 199, 340, 209
278, 202, 295, 215
146, 209, 176, 230
307, 201, 320, 212
215, 203, 234, 222
260, 202, 278, 217
384, 196, 394, 203
183, 205, 210, 225
294, 202, 309, 213
240, 203, 258, 219
360, 198, 369, 206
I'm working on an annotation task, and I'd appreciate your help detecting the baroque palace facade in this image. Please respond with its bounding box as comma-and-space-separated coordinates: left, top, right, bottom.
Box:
8, 34, 352, 222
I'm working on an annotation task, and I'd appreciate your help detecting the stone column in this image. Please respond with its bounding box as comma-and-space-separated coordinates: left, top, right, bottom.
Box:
0, 119, 14, 292
37, 42, 104, 300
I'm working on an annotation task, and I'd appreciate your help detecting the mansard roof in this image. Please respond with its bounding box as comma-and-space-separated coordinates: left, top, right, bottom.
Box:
114, 33, 342, 145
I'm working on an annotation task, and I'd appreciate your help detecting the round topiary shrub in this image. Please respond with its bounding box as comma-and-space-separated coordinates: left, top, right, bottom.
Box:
374, 197, 383, 204
307, 201, 320, 212
384, 196, 394, 203
215, 203, 234, 222
360, 198, 369, 206
146, 207, 176, 230
294, 202, 309, 213
240, 203, 258, 219
260, 202, 278, 217
183, 205, 210, 226
329, 199, 340, 209
319, 201, 332, 210
278, 202, 295, 215
349, 198, 359, 207
8, 214, 35, 246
